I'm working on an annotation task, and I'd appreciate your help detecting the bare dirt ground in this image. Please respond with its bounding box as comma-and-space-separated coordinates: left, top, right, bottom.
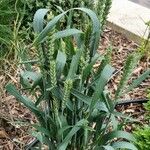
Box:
0, 28, 149, 149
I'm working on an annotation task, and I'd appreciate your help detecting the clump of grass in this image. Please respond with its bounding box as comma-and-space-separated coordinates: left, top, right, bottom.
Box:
6, 7, 150, 150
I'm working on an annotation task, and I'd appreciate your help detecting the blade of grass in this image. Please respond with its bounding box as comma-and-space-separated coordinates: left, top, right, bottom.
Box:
125, 68, 150, 93
53, 28, 83, 39
33, 9, 49, 33
112, 141, 138, 150
5, 83, 45, 124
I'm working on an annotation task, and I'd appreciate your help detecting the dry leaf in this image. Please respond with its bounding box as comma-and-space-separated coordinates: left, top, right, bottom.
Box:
133, 67, 142, 74
7, 141, 14, 150
0, 130, 8, 138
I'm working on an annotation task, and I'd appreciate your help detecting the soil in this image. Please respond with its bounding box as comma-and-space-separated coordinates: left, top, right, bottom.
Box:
0, 27, 149, 149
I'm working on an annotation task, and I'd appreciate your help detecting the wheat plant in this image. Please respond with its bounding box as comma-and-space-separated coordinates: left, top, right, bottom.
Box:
6, 8, 150, 150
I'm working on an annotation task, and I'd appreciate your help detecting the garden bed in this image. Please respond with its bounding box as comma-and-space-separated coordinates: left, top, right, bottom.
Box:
0, 27, 149, 149
100, 27, 150, 99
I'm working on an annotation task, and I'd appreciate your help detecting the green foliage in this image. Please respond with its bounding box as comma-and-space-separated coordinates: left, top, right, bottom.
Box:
134, 90, 150, 150
23, 0, 110, 24
134, 127, 150, 150
0, 0, 15, 56
20, 0, 112, 40
0, 0, 112, 60
0, 0, 25, 59
137, 20, 150, 57
6, 7, 150, 150
144, 90, 150, 120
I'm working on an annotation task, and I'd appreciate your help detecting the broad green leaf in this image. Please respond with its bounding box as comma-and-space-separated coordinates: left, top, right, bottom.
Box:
33, 7, 100, 47
58, 126, 72, 137
30, 132, 53, 149
112, 141, 138, 150
95, 101, 109, 112
113, 111, 138, 122
67, 47, 83, 79
20, 71, 42, 89
33, 124, 51, 137
5, 84, 45, 124
31, 131, 43, 144
90, 65, 115, 110
50, 86, 63, 102
56, 51, 67, 78
126, 68, 150, 93
66, 100, 73, 111
82, 53, 102, 83
103, 146, 115, 150
96, 65, 115, 94
74, 33, 84, 49
34, 11, 67, 44
58, 126, 80, 150
33, 9, 49, 33
55, 5, 65, 14
20, 71, 42, 84
47, 86, 67, 111
102, 90, 115, 113
59, 114, 68, 128
46, 116, 58, 136
58, 119, 88, 150
73, 8, 100, 57
53, 28, 83, 39
71, 88, 91, 105
110, 114, 118, 130
102, 131, 136, 144
6, 84, 38, 113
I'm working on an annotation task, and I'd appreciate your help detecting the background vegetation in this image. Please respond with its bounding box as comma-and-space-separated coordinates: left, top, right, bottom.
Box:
134, 90, 150, 150
0, 0, 112, 60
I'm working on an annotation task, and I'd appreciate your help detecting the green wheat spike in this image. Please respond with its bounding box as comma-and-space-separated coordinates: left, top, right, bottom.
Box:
52, 96, 59, 116
84, 24, 92, 47
96, 0, 106, 26
49, 60, 59, 116
37, 46, 44, 66
102, 0, 112, 29
101, 45, 112, 66
105, 45, 112, 64
79, 56, 87, 74
84, 24, 92, 62
50, 60, 57, 87
85, 48, 90, 64
36, 45, 46, 76
48, 39, 55, 61
62, 79, 73, 111
115, 53, 141, 100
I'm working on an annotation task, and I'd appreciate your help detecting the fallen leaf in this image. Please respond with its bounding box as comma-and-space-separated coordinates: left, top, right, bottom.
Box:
0, 130, 9, 138
133, 67, 142, 74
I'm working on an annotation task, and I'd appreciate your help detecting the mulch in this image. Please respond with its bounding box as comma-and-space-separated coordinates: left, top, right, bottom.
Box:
0, 27, 149, 149
100, 27, 150, 100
